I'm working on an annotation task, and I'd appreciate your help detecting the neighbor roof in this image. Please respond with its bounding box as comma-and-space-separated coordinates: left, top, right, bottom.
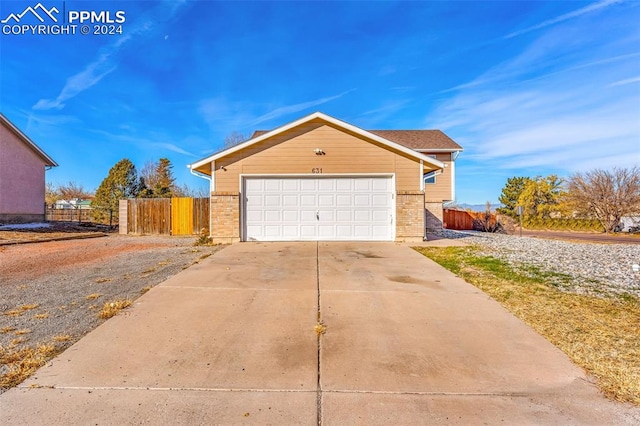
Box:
0, 113, 58, 167
251, 129, 461, 152
190, 112, 447, 172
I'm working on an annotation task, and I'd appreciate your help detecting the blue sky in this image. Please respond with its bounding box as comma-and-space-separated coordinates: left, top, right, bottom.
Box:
1, 0, 638, 204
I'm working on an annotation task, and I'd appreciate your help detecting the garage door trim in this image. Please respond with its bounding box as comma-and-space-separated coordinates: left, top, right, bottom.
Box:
240, 173, 396, 242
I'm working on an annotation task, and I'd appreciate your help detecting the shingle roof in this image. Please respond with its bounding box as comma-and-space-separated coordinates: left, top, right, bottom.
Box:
250, 129, 462, 151
367, 130, 462, 151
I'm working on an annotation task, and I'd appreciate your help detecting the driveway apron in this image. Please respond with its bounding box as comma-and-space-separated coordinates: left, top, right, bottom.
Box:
1, 242, 638, 425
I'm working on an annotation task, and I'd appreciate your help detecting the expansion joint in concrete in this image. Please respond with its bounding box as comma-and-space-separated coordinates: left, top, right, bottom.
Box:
316, 241, 323, 426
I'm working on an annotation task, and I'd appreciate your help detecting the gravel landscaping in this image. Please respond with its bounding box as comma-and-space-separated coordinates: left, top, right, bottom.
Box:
438, 230, 640, 297
0, 234, 222, 392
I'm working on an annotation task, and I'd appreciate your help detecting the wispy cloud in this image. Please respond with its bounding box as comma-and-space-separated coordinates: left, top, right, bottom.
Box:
428, 8, 639, 176
504, 0, 622, 39
147, 142, 197, 157
249, 89, 356, 126
608, 76, 640, 87
33, 54, 117, 110
33, 2, 186, 111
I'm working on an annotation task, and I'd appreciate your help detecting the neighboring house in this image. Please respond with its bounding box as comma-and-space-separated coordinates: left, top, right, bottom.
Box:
0, 113, 58, 223
54, 199, 92, 210
188, 112, 462, 243
617, 216, 640, 233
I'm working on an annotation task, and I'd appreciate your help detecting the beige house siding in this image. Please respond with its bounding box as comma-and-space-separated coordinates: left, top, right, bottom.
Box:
192, 114, 459, 242
423, 153, 453, 202
212, 122, 433, 193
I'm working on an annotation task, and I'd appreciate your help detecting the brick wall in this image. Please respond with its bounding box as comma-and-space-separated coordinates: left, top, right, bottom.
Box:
210, 192, 240, 243
425, 201, 444, 233
396, 190, 424, 242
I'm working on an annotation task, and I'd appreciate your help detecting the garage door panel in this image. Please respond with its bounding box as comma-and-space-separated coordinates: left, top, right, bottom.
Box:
336, 210, 353, 221
301, 195, 316, 206
300, 225, 316, 237
264, 180, 281, 191
282, 180, 299, 191
300, 210, 317, 222
354, 195, 371, 207
265, 195, 281, 206
264, 210, 281, 222
318, 225, 335, 237
246, 210, 263, 222
246, 179, 263, 192
318, 195, 334, 206
246, 195, 263, 207
319, 210, 335, 221
282, 210, 298, 222
372, 225, 390, 237
336, 195, 352, 206
372, 210, 389, 222
300, 180, 317, 191
372, 179, 390, 191
354, 179, 371, 191
318, 180, 335, 191
336, 180, 353, 191
244, 177, 394, 241
264, 225, 280, 237
282, 195, 298, 207
282, 225, 298, 237
354, 210, 371, 221
372, 194, 390, 206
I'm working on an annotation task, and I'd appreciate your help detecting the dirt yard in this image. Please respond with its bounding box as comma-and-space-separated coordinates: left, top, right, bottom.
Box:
0, 231, 222, 392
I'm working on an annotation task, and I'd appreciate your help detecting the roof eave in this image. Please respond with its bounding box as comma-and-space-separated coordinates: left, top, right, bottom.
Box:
415, 148, 464, 153
189, 112, 445, 171
0, 113, 58, 167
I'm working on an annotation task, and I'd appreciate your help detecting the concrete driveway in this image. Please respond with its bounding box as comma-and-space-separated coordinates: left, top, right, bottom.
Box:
1, 242, 638, 425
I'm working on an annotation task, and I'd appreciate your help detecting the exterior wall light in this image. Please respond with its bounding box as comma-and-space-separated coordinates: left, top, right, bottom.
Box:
314, 148, 325, 155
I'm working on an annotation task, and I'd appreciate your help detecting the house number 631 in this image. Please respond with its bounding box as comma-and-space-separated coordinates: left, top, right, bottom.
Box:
311, 168, 323, 174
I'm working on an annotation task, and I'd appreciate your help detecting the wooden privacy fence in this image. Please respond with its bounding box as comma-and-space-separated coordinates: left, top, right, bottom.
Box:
443, 209, 475, 230
119, 197, 209, 235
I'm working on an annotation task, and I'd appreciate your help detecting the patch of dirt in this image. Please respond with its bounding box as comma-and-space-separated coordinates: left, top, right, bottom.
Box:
0, 222, 110, 245
0, 234, 223, 392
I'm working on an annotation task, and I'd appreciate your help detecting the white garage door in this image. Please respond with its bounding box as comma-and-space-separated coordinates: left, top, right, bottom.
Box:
243, 176, 394, 241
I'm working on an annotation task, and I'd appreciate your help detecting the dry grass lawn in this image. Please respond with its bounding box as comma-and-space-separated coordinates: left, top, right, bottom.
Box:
414, 245, 640, 405
0, 344, 59, 389
98, 299, 132, 319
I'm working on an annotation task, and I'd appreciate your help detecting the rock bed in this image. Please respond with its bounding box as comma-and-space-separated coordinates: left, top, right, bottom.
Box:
439, 230, 640, 297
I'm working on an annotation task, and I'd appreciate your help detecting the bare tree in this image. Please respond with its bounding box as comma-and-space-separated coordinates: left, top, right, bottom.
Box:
139, 160, 159, 192
58, 181, 93, 200
224, 131, 246, 148
173, 183, 209, 198
567, 167, 640, 233
45, 182, 59, 206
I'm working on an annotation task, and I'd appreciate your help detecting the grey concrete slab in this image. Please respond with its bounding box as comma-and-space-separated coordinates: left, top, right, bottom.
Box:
2, 241, 639, 425
26, 287, 317, 390
322, 391, 639, 425
317, 242, 640, 423
1, 388, 317, 425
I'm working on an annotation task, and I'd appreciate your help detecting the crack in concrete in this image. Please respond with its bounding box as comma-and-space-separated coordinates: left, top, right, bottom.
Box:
316, 241, 323, 426
19, 386, 316, 393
